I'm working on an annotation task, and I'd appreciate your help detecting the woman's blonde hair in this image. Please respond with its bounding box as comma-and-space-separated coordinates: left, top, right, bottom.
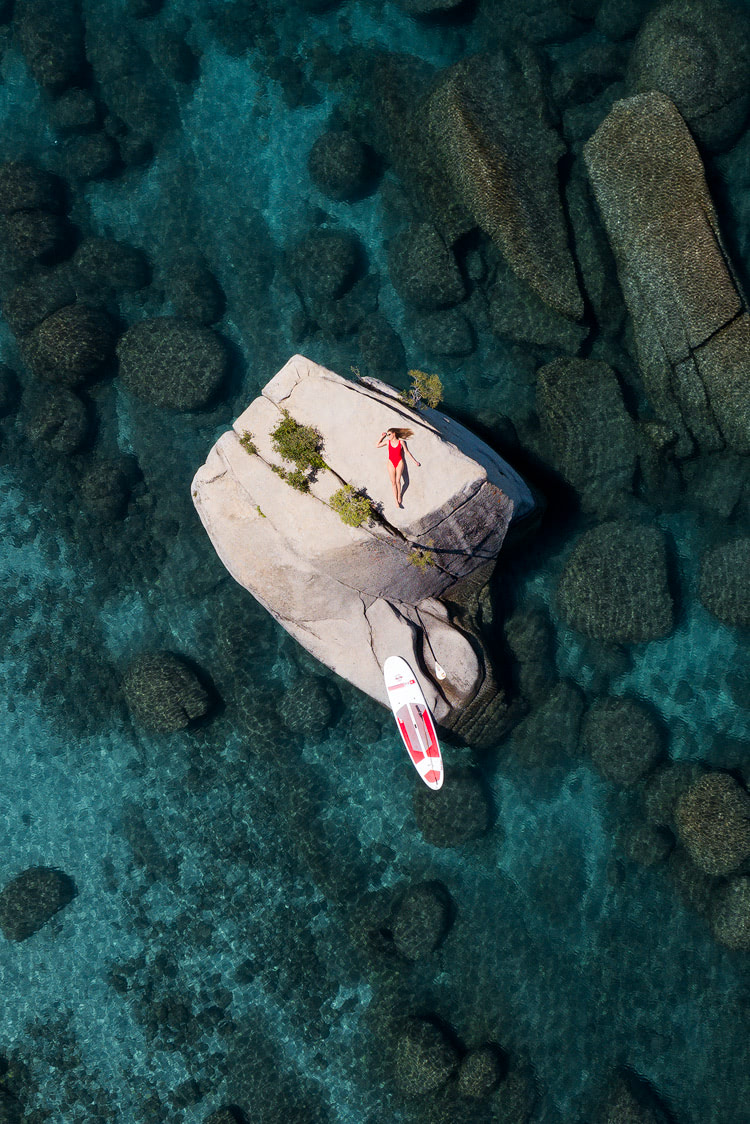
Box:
389, 427, 413, 439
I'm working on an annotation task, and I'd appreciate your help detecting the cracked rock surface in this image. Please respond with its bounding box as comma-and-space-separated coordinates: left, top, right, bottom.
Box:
191, 355, 534, 737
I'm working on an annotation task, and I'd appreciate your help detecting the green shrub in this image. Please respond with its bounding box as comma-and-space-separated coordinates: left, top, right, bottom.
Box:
400, 368, 443, 410
271, 410, 326, 471
238, 430, 257, 455
407, 547, 436, 571
329, 485, 373, 527
286, 468, 310, 493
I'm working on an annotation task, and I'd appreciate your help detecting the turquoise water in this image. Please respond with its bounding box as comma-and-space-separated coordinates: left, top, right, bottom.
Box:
0, 1, 749, 1122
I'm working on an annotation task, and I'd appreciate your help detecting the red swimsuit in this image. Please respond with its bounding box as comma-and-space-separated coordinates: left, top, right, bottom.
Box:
388, 438, 403, 466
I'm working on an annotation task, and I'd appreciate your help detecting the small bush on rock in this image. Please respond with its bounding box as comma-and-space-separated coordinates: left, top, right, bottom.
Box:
329, 485, 373, 527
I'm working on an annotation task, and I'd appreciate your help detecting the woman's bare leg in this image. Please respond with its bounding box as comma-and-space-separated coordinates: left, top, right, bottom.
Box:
395, 462, 404, 505
387, 462, 399, 503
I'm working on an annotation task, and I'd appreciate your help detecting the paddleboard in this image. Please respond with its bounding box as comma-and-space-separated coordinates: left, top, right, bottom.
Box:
383, 655, 444, 790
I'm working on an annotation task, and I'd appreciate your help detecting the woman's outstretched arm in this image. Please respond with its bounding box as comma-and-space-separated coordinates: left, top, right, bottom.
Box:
402, 441, 420, 466
375, 431, 388, 447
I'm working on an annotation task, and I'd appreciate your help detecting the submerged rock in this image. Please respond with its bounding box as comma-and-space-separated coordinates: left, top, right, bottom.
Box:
123, 652, 212, 732
581, 696, 663, 786
557, 520, 674, 643
699, 538, 750, 628
395, 1017, 459, 1095
585, 91, 750, 457
391, 881, 453, 960
25, 304, 117, 385
457, 1044, 506, 1099
675, 771, 750, 875
308, 130, 371, 201
627, 0, 750, 152
0, 866, 76, 941
711, 875, 750, 950
427, 48, 583, 320
191, 355, 534, 744
117, 317, 230, 410
536, 358, 637, 509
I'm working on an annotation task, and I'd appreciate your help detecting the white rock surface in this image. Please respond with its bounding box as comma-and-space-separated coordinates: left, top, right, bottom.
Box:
191, 355, 534, 728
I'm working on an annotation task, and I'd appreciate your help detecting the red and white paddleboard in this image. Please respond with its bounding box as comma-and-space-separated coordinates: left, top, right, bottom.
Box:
383, 656, 443, 790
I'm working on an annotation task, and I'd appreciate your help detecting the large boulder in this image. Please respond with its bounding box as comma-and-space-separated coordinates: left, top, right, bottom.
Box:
426, 48, 584, 320
191, 355, 534, 742
584, 91, 750, 457
711, 875, 750, 950
627, 0, 750, 152
394, 1018, 459, 1095
581, 696, 663, 786
557, 520, 675, 643
0, 867, 76, 941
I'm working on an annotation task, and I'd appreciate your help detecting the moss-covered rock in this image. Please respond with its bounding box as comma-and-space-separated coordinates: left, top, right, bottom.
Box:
675, 771, 750, 875
557, 521, 675, 643
0, 866, 76, 941
24, 384, 89, 455
117, 317, 230, 410
288, 228, 363, 302
0, 161, 65, 213
72, 237, 150, 293
123, 652, 211, 733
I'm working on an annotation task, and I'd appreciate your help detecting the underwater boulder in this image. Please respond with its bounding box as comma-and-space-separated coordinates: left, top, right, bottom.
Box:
13, 0, 85, 91
167, 255, 225, 326
117, 317, 230, 410
698, 538, 750, 629
0, 210, 70, 266
581, 696, 663, 787
675, 771, 750, 876
413, 766, 491, 846
585, 90, 750, 457
24, 304, 117, 386
388, 222, 465, 311
557, 520, 675, 643
307, 130, 371, 202
288, 228, 363, 302
508, 679, 585, 768
426, 48, 584, 320
0, 866, 76, 941
0, 161, 65, 214
24, 384, 89, 455
2, 266, 77, 335
394, 1017, 459, 1095
78, 458, 132, 522
49, 89, 100, 134
596, 1069, 674, 1124
123, 652, 212, 733
627, 0, 750, 152
503, 603, 557, 704
711, 875, 750, 950
72, 237, 151, 295
391, 880, 453, 960
203, 1108, 246, 1124
61, 132, 120, 182
457, 1044, 506, 1099
536, 357, 637, 510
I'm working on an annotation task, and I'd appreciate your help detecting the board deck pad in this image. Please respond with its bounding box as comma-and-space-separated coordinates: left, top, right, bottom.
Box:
384, 655, 444, 790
